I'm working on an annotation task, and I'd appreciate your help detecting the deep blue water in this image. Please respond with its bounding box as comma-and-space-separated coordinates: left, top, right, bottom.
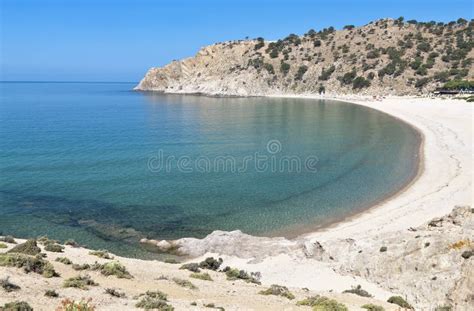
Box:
0, 82, 420, 258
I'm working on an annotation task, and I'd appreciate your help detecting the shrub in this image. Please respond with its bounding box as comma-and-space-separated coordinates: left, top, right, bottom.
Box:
0, 236, 16, 244
45, 243, 64, 253
172, 277, 197, 290
223, 267, 260, 284
190, 272, 213, 281
340, 71, 356, 85
433, 71, 450, 82
37, 236, 59, 246
442, 80, 474, 90
269, 49, 279, 58
1, 301, 33, 311
314, 39, 322, 47
0, 276, 21, 292
297, 296, 348, 310
180, 262, 200, 272
136, 297, 173, 310
263, 63, 275, 74
410, 58, 423, 70
434, 306, 452, 311
366, 50, 380, 59
259, 284, 295, 300
135, 290, 173, 310
361, 304, 385, 311
343, 25, 355, 30
64, 239, 78, 247
415, 78, 430, 88
461, 58, 472, 68
319, 65, 335, 80
98, 261, 132, 279
72, 263, 90, 271
55, 257, 72, 265
417, 42, 431, 52
0, 253, 58, 277
140, 290, 168, 300
387, 296, 413, 309
416, 65, 428, 76
7, 239, 41, 256
280, 62, 291, 75
254, 38, 265, 50
379, 246, 388, 252
295, 65, 308, 80
0, 243, 7, 249
343, 285, 372, 297
199, 257, 223, 270
45, 289, 59, 297
89, 250, 112, 259
63, 275, 98, 290
56, 298, 95, 311
248, 58, 263, 70
105, 288, 125, 298
353, 77, 371, 89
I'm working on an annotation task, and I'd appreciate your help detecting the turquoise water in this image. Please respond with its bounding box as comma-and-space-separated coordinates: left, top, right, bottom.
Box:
0, 82, 420, 258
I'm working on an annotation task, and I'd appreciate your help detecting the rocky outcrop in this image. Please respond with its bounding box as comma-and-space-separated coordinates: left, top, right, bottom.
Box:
143, 206, 473, 309
328, 206, 474, 310
136, 18, 473, 96
140, 230, 300, 259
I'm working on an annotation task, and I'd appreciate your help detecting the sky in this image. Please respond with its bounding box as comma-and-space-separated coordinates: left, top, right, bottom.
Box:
1, 0, 472, 82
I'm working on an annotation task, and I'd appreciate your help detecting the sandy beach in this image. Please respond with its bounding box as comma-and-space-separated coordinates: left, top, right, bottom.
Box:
302, 95, 472, 241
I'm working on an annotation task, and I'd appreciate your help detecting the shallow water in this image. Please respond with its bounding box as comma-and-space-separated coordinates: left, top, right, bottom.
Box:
0, 82, 420, 258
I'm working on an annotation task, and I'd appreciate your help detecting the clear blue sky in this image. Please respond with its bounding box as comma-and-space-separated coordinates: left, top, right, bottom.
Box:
1, 0, 472, 82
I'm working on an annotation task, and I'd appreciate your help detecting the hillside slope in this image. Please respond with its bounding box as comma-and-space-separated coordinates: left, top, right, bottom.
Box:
136, 18, 473, 96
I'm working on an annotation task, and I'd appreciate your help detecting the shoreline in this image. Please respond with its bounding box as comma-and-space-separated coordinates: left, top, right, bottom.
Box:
266, 96, 425, 240
131, 91, 472, 249
275, 94, 471, 242
265, 97, 426, 239
138, 91, 471, 244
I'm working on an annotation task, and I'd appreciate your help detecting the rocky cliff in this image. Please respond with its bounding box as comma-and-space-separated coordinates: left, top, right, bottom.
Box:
136, 18, 473, 96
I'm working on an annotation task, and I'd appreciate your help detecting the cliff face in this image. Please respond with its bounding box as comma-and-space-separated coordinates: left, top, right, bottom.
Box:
136, 18, 473, 96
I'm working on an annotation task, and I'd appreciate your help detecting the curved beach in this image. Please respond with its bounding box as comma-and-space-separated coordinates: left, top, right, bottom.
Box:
173, 94, 472, 244
299, 95, 472, 241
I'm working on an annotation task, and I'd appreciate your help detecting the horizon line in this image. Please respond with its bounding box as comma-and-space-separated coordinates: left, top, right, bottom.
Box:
0, 80, 138, 84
